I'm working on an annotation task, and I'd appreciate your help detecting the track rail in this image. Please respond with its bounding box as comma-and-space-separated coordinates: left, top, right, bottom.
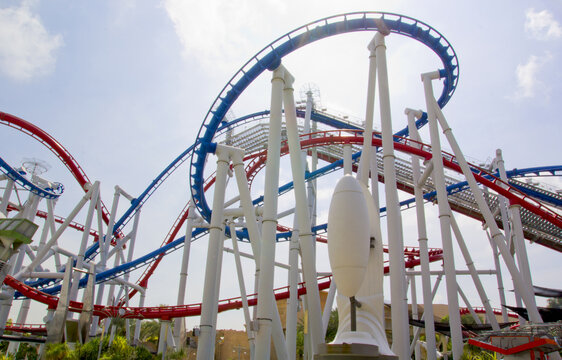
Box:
190, 11, 459, 220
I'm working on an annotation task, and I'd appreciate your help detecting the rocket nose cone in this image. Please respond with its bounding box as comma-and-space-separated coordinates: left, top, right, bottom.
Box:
327, 175, 370, 298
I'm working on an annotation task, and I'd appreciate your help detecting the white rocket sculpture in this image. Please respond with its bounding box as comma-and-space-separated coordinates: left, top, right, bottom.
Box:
327, 174, 393, 355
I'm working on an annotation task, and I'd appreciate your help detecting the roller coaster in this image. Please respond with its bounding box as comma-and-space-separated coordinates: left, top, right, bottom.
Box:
1, 11, 561, 360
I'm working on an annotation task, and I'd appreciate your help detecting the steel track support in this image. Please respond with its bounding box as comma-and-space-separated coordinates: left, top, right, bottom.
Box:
254, 64, 285, 360
174, 200, 195, 348
376, 32, 409, 359
422, 71, 464, 359
196, 147, 230, 360
430, 84, 543, 324
283, 65, 323, 357
406, 108, 437, 360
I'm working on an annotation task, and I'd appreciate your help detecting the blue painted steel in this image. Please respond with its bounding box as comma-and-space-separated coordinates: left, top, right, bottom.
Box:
506, 166, 562, 178
0, 156, 63, 199
189, 12, 459, 220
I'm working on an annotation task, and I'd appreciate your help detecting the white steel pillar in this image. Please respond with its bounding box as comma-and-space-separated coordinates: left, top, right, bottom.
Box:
496, 150, 534, 303
486, 227, 509, 323
283, 66, 323, 355
229, 221, 256, 358
100, 187, 121, 268
368, 127, 385, 336
375, 32, 409, 359
211, 227, 227, 346
133, 290, 146, 346
358, 36, 377, 186
457, 286, 482, 325
405, 108, 437, 360
509, 204, 533, 289
286, 226, 300, 360
0, 178, 14, 215
70, 182, 100, 303
15, 185, 93, 280
409, 273, 421, 360
253, 65, 285, 360
428, 80, 543, 324
196, 146, 230, 360
409, 274, 443, 357
449, 211, 499, 330
343, 145, 353, 175
422, 71, 463, 359
303, 91, 316, 225
174, 200, 195, 347
158, 320, 171, 356
321, 280, 336, 337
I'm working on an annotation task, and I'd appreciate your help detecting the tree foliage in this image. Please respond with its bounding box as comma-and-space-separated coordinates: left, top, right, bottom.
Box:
42, 335, 158, 360
547, 297, 562, 309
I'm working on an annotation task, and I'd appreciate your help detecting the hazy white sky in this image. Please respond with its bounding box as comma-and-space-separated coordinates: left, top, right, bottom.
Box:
0, 0, 561, 330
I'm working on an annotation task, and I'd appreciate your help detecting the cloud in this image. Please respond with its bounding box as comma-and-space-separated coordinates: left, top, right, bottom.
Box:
525, 8, 562, 40
512, 53, 552, 99
0, 2, 63, 81
163, 0, 270, 75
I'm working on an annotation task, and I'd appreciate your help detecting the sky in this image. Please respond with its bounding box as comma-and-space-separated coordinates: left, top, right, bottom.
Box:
0, 0, 561, 331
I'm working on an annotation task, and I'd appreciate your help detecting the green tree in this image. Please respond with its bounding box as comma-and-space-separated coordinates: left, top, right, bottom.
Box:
547, 297, 562, 309
71, 337, 102, 360
14, 343, 38, 360
295, 309, 339, 359
100, 335, 135, 360
139, 320, 161, 346
324, 310, 338, 343
44, 343, 70, 360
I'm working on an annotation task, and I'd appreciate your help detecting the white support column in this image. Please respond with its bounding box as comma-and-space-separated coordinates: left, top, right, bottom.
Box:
174, 201, 195, 347
409, 274, 443, 357
494, 150, 512, 246
0, 179, 14, 215
496, 150, 534, 313
422, 71, 463, 359
211, 227, 226, 345
405, 108, 437, 360
321, 280, 336, 337
15, 185, 93, 280
254, 64, 285, 360
231, 150, 263, 260
409, 273, 421, 360
493, 151, 525, 318
485, 227, 509, 323
158, 320, 171, 356
343, 145, 353, 175
229, 221, 256, 358
509, 205, 533, 289
449, 211, 499, 330
375, 32, 409, 359
101, 187, 121, 268
286, 225, 300, 360
457, 286, 482, 325
133, 290, 146, 346
21, 192, 39, 221
283, 66, 323, 355
429, 85, 542, 324
303, 91, 316, 226
37, 199, 56, 251
358, 36, 377, 186
70, 182, 100, 303
368, 129, 386, 339
105, 246, 122, 307
196, 147, 230, 360
231, 148, 267, 360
